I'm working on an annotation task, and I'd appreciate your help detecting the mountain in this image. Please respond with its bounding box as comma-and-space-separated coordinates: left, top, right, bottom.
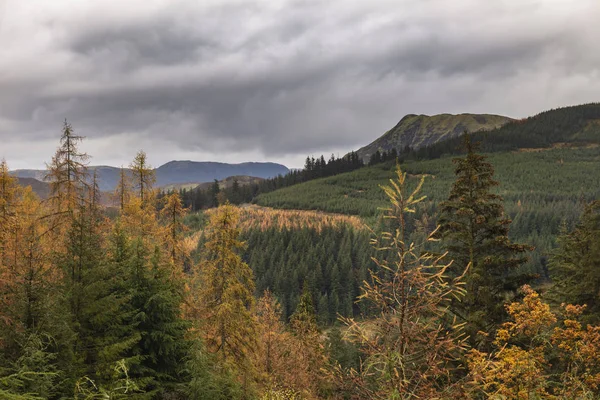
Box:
155, 161, 287, 187
12, 161, 289, 192
356, 113, 514, 161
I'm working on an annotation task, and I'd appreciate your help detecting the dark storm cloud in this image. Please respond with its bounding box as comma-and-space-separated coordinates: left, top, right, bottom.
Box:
0, 0, 598, 168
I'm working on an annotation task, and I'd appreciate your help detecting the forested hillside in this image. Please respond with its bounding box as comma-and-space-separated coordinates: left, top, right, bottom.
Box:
256, 146, 600, 278
1, 120, 600, 399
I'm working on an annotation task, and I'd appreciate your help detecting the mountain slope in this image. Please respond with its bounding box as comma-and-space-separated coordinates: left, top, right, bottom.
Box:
357, 113, 513, 161
12, 161, 289, 192
16, 177, 50, 199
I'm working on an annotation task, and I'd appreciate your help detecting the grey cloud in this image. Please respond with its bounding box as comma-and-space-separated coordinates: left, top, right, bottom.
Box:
0, 0, 598, 169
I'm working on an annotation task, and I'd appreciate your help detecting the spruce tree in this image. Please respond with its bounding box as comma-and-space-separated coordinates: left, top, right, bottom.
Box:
128, 242, 190, 396
437, 134, 533, 345
550, 200, 600, 323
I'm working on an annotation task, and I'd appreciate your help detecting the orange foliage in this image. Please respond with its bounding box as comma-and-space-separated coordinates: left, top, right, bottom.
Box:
205, 205, 366, 232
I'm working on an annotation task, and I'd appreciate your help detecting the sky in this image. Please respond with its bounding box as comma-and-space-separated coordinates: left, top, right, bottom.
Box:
1, 0, 599, 169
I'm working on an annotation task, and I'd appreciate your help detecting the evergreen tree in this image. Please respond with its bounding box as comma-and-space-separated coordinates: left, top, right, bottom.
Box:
128, 242, 190, 395
436, 134, 533, 346
550, 200, 600, 323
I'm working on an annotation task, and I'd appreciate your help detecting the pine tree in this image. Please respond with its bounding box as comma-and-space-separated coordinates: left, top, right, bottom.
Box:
128, 242, 190, 395
550, 200, 600, 323
436, 134, 533, 346
197, 203, 257, 390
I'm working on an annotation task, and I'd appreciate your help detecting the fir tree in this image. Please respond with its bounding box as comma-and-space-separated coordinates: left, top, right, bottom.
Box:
437, 134, 533, 346
550, 200, 600, 323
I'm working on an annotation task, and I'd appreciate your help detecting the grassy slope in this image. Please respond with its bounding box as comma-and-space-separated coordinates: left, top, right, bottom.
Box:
357, 113, 513, 160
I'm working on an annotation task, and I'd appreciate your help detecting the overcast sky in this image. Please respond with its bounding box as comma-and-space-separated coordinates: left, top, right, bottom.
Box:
1, 0, 598, 169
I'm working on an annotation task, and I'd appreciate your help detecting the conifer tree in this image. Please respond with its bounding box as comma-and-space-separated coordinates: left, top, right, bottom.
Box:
45, 120, 89, 220
289, 285, 326, 398
128, 242, 190, 395
0, 160, 20, 269
160, 192, 188, 269
198, 204, 257, 389
550, 200, 600, 322
340, 166, 467, 398
436, 134, 533, 345
129, 151, 155, 208
114, 167, 132, 211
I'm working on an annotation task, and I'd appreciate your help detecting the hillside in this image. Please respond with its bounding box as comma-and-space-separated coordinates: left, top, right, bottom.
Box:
356, 113, 513, 161
12, 161, 288, 192
16, 177, 50, 199
255, 145, 600, 279
191, 205, 372, 321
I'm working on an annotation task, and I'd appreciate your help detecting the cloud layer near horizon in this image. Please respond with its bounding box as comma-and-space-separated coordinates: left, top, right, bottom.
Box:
1, 0, 599, 169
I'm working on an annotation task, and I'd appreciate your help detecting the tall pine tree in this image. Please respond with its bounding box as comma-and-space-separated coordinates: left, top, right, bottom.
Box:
436, 134, 533, 346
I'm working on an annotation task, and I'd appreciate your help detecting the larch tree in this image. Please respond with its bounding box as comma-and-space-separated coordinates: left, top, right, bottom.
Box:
130, 150, 155, 208
45, 120, 90, 222
125, 151, 159, 241
0, 160, 20, 269
160, 192, 188, 270
114, 167, 132, 212
198, 203, 257, 390
340, 166, 468, 399
288, 285, 326, 399
436, 134, 533, 346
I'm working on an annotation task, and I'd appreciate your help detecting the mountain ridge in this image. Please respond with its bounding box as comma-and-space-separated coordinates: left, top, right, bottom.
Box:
12, 160, 289, 192
356, 113, 514, 161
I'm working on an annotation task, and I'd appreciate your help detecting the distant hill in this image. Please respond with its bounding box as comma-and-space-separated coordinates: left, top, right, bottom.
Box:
357, 113, 513, 161
12, 161, 288, 192
155, 161, 287, 188
16, 177, 50, 199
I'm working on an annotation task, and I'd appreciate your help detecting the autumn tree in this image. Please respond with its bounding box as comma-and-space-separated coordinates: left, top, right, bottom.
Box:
340, 166, 468, 399
0, 160, 21, 275
160, 192, 188, 269
197, 203, 257, 392
123, 151, 159, 242
288, 285, 327, 399
130, 150, 155, 208
254, 290, 304, 397
436, 134, 533, 346
114, 167, 132, 212
45, 120, 89, 221
466, 285, 600, 399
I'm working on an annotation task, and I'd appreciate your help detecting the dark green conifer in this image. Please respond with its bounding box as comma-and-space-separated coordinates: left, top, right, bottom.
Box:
437, 134, 533, 345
